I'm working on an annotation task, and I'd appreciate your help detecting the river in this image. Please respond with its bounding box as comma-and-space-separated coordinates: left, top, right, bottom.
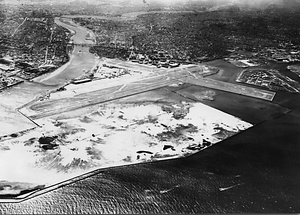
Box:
33, 17, 97, 86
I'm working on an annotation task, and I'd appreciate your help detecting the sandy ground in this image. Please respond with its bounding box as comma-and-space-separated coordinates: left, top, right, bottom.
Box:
0, 82, 55, 136
0, 105, 34, 137
0, 97, 252, 196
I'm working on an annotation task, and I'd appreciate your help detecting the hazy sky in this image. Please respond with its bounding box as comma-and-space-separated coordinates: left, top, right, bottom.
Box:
0, 0, 285, 4
0, 0, 292, 10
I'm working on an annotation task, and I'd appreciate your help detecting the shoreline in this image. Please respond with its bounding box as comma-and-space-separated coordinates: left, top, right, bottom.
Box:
0, 100, 253, 201
0, 126, 241, 203
0, 154, 186, 203
0, 11, 273, 202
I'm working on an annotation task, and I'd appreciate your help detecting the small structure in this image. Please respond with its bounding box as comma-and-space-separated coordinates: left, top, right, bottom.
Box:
71, 78, 92, 84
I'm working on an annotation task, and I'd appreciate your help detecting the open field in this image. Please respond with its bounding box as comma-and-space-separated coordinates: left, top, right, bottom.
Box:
0, 106, 36, 138
44, 85, 195, 121
22, 76, 180, 120
0, 87, 253, 201
0, 81, 55, 137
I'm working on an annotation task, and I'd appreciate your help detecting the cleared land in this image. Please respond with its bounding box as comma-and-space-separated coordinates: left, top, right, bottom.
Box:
22, 76, 180, 120
1, 89, 253, 202
0, 81, 55, 137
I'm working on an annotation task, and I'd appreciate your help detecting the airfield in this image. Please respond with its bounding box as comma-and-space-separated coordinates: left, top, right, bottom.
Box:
0, 14, 288, 203
20, 60, 276, 123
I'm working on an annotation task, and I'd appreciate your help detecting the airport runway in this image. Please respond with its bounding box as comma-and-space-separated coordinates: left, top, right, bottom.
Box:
22, 66, 276, 121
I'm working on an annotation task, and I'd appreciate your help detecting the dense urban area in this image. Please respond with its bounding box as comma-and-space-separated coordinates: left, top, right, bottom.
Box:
236, 68, 300, 93
76, 5, 300, 66
0, 6, 70, 88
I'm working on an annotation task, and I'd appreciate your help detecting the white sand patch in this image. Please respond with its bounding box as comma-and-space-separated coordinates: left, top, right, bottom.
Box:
0, 144, 66, 184
135, 123, 166, 136
95, 131, 153, 161
59, 140, 91, 167
186, 103, 252, 132
121, 104, 163, 120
